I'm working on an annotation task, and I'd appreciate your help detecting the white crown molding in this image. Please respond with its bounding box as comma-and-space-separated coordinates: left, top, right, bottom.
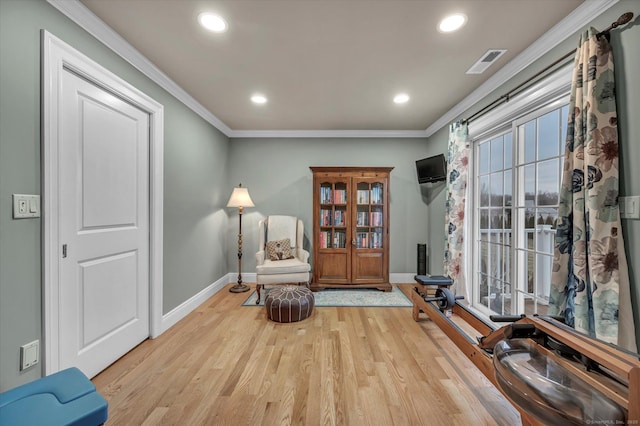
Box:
46, 0, 427, 139
48, 0, 617, 140
46, 0, 233, 136
424, 0, 619, 137
228, 129, 428, 138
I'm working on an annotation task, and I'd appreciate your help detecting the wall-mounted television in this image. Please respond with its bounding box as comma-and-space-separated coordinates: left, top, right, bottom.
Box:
416, 154, 447, 184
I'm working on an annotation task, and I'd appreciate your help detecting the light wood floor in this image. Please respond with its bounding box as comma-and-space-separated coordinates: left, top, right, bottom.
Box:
93, 284, 520, 425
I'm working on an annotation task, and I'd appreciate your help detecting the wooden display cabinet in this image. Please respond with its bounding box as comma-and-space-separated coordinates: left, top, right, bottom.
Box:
310, 166, 393, 291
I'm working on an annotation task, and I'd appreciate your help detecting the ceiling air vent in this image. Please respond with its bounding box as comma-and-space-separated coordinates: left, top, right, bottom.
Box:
466, 49, 507, 74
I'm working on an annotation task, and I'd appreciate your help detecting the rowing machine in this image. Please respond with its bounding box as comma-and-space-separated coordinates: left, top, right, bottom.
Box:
415, 287, 464, 311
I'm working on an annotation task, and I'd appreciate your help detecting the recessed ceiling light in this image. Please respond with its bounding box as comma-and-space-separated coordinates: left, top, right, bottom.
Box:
198, 12, 228, 33
251, 94, 267, 104
438, 13, 467, 33
393, 93, 410, 104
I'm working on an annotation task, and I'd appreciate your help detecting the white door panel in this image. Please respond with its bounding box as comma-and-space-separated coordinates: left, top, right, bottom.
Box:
79, 251, 139, 346
59, 69, 149, 378
81, 99, 139, 228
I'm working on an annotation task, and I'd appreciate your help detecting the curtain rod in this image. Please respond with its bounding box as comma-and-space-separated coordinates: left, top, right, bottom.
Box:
462, 12, 634, 125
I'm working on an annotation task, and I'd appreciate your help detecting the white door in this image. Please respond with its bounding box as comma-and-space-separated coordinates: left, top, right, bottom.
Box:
58, 68, 150, 378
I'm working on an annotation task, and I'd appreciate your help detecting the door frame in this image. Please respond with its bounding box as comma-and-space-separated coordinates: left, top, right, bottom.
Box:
42, 31, 164, 374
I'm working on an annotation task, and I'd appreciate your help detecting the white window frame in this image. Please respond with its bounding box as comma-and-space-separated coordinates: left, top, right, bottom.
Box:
472, 126, 512, 318
467, 63, 572, 319
511, 98, 568, 314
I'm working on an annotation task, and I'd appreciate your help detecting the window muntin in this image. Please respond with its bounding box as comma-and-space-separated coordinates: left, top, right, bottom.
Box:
472, 101, 568, 317
476, 131, 513, 315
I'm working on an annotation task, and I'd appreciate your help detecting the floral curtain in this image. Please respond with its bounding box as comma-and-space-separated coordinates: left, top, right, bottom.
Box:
444, 121, 470, 300
549, 28, 636, 351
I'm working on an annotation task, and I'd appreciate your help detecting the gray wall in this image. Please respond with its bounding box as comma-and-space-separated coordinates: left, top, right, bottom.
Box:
226, 137, 439, 275
0, 0, 230, 391
424, 0, 640, 348
2, 0, 639, 393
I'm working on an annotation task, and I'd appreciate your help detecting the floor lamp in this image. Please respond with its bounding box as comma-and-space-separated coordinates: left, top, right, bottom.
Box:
227, 183, 254, 293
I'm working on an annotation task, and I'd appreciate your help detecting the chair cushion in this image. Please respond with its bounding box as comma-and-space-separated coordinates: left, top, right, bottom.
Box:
256, 258, 310, 274
265, 239, 294, 261
266, 215, 297, 247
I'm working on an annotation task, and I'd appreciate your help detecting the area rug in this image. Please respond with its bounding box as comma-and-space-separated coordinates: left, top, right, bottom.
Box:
242, 285, 412, 307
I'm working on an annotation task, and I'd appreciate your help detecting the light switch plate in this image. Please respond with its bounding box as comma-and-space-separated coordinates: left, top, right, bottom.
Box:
620, 196, 640, 220
13, 194, 40, 218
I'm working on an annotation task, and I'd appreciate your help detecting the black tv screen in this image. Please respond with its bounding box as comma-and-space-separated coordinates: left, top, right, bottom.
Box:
416, 154, 447, 183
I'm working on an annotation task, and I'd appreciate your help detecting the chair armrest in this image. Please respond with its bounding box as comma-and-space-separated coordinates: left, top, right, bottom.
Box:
297, 248, 310, 263
256, 250, 265, 265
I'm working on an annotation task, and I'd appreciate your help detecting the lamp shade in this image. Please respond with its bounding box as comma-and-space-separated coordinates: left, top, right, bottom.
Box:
226, 185, 255, 208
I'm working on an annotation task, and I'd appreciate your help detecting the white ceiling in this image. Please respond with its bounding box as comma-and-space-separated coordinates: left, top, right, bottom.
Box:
70, 0, 596, 135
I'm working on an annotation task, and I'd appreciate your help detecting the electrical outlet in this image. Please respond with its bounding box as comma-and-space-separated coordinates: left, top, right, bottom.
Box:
20, 340, 39, 370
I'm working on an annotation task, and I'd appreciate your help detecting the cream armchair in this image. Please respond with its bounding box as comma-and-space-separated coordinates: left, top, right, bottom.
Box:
255, 215, 311, 304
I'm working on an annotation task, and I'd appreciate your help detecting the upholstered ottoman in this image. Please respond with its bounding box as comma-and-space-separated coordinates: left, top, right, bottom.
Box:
265, 286, 315, 323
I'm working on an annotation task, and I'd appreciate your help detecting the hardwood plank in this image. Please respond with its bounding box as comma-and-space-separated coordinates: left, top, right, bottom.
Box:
92, 284, 520, 425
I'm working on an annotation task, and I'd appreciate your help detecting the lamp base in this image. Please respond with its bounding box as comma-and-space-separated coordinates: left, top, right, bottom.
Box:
229, 283, 250, 293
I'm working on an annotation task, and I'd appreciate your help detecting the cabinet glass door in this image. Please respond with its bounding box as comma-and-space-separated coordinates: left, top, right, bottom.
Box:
352, 177, 387, 283
316, 176, 351, 284
319, 180, 348, 249
355, 181, 384, 249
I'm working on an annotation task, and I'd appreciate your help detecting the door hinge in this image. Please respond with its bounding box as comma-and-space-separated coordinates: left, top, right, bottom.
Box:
62, 244, 67, 258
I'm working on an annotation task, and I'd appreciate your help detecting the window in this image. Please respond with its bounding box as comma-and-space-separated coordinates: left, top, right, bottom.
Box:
476, 130, 513, 315
468, 64, 571, 318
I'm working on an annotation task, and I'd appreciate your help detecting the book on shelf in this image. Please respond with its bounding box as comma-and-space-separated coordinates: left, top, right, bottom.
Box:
334, 210, 345, 226
320, 186, 347, 204
334, 189, 347, 204
370, 230, 383, 248
356, 189, 369, 204
354, 231, 384, 249
356, 211, 369, 226
370, 211, 383, 226
320, 209, 332, 226
319, 231, 330, 248
356, 232, 369, 248
370, 186, 383, 204
320, 186, 332, 204
333, 231, 346, 248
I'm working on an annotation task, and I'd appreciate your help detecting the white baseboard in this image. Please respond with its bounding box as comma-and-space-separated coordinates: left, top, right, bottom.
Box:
159, 275, 228, 334
159, 271, 416, 335
232, 272, 413, 284
390, 273, 417, 283
228, 272, 256, 284
237, 272, 416, 284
